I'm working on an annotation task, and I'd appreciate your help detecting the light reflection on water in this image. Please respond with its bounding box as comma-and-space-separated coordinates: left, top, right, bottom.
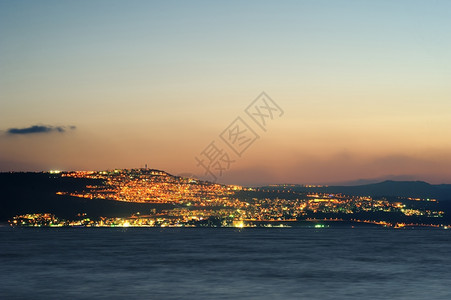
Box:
1, 227, 451, 300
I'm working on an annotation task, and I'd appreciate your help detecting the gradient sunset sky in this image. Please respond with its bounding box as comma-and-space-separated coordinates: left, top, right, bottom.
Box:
1, 0, 450, 185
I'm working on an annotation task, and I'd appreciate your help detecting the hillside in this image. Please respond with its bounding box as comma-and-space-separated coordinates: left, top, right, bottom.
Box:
2, 171, 451, 226
0, 172, 171, 222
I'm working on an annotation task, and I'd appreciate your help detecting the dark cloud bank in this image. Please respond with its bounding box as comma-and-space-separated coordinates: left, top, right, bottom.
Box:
6, 125, 76, 135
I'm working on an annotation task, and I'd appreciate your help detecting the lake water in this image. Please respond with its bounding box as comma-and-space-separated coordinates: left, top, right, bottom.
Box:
1, 227, 450, 299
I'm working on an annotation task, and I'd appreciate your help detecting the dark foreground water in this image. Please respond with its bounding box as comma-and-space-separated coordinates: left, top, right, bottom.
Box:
1, 227, 450, 300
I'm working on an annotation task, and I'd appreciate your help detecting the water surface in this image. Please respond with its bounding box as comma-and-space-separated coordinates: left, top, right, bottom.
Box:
1, 227, 450, 299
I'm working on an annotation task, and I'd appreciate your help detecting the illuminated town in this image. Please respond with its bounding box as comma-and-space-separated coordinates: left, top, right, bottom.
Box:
8, 168, 450, 229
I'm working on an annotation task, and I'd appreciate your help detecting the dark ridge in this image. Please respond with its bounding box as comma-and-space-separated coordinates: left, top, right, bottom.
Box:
263, 180, 451, 201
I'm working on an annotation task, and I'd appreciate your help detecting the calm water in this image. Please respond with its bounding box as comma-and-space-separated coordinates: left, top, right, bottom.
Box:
1, 227, 450, 300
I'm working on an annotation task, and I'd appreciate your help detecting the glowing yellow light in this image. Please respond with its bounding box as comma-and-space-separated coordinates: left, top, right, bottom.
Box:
233, 220, 244, 228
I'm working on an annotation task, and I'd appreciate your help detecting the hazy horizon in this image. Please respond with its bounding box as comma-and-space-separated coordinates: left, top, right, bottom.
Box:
1, 167, 449, 188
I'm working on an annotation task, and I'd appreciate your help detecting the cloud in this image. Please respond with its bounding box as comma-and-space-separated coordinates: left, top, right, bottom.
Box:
6, 125, 76, 135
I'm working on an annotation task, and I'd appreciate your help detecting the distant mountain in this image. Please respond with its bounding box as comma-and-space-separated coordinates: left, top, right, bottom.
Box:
278, 181, 451, 201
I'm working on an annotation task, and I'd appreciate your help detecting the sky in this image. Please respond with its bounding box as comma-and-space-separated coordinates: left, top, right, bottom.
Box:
1, 0, 450, 185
